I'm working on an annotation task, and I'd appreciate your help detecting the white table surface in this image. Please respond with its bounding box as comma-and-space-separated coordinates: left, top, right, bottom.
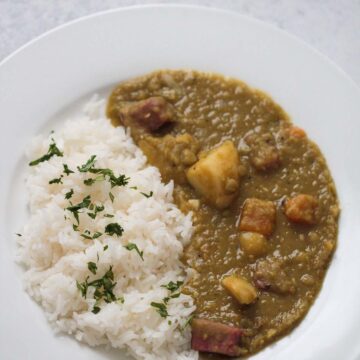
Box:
1, 0, 359, 85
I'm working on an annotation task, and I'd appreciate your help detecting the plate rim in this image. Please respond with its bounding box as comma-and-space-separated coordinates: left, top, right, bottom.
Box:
1, 4, 359, 95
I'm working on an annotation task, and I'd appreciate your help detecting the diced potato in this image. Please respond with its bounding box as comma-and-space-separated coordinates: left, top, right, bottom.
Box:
239, 198, 276, 236
239, 232, 268, 258
186, 141, 240, 209
188, 199, 200, 210
222, 275, 257, 305
284, 194, 318, 225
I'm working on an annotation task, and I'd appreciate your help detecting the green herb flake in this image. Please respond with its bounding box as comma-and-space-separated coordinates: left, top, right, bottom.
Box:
93, 232, 102, 239
77, 155, 97, 173
16, 233, 22, 237
66, 195, 91, 224
92, 306, 101, 314
105, 223, 124, 237
29, 139, 63, 166
109, 192, 114, 203
104, 214, 114, 218
88, 261, 97, 275
103, 245, 109, 251
130, 186, 138, 190
65, 189, 74, 199
151, 302, 169, 318
179, 315, 194, 333
81, 233, 92, 240
77, 266, 118, 307
163, 293, 180, 304
63, 164, 74, 175
84, 178, 96, 186
76, 277, 89, 298
81, 230, 102, 240
72, 224, 79, 231
141, 191, 153, 198
117, 296, 125, 304
161, 281, 184, 293
124, 243, 144, 261
88, 205, 105, 219
89, 168, 129, 188
49, 176, 63, 184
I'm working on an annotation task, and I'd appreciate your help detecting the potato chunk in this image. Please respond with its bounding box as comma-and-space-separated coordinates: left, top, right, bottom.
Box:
239, 198, 276, 236
186, 141, 240, 209
222, 275, 257, 305
284, 194, 318, 225
239, 232, 268, 258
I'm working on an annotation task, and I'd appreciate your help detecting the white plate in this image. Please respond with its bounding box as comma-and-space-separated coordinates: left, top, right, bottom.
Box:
1, 5, 360, 360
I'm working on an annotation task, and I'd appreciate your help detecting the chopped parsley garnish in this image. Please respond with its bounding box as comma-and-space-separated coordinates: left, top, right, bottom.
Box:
81, 230, 102, 240
66, 195, 91, 224
84, 178, 96, 186
49, 176, 63, 184
117, 296, 125, 304
105, 223, 124, 237
109, 192, 114, 203
87, 261, 97, 275
103, 245, 108, 251
161, 281, 184, 293
104, 214, 114, 218
141, 191, 153, 198
16, 233, 22, 237
65, 189, 74, 199
87, 205, 105, 219
87, 212, 96, 219
72, 224, 79, 231
92, 306, 101, 314
123, 243, 144, 261
63, 164, 74, 175
179, 315, 194, 333
93, 231, 102, 239
152, 281, 184, 319
29, 139, 63, 166
76, 155, 129, 188
77, 155, 97, 172
88, 168, 130, 188
150, 302, 169, 318
163, 293, 181, 304
76, 277, 89, 297
130, 186, 138, 190
76, 266, 120, 314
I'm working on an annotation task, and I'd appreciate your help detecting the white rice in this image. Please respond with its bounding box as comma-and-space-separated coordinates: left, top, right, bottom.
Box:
17, 96, 198, 360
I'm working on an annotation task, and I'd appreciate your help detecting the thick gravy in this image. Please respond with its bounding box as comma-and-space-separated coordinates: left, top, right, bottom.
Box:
107, 70, 339, 357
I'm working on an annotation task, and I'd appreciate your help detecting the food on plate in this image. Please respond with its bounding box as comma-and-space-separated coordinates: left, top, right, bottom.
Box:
18, 69, 339, 359
107, 70, 339, 357
191, 318, 243, 356
18, 98, 196, 360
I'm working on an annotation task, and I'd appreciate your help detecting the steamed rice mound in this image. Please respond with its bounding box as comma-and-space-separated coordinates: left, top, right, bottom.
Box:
17, 97, 197, 360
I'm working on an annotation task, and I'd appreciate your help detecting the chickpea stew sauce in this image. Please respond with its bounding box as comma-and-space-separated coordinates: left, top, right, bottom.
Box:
107, 70, 339, 358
